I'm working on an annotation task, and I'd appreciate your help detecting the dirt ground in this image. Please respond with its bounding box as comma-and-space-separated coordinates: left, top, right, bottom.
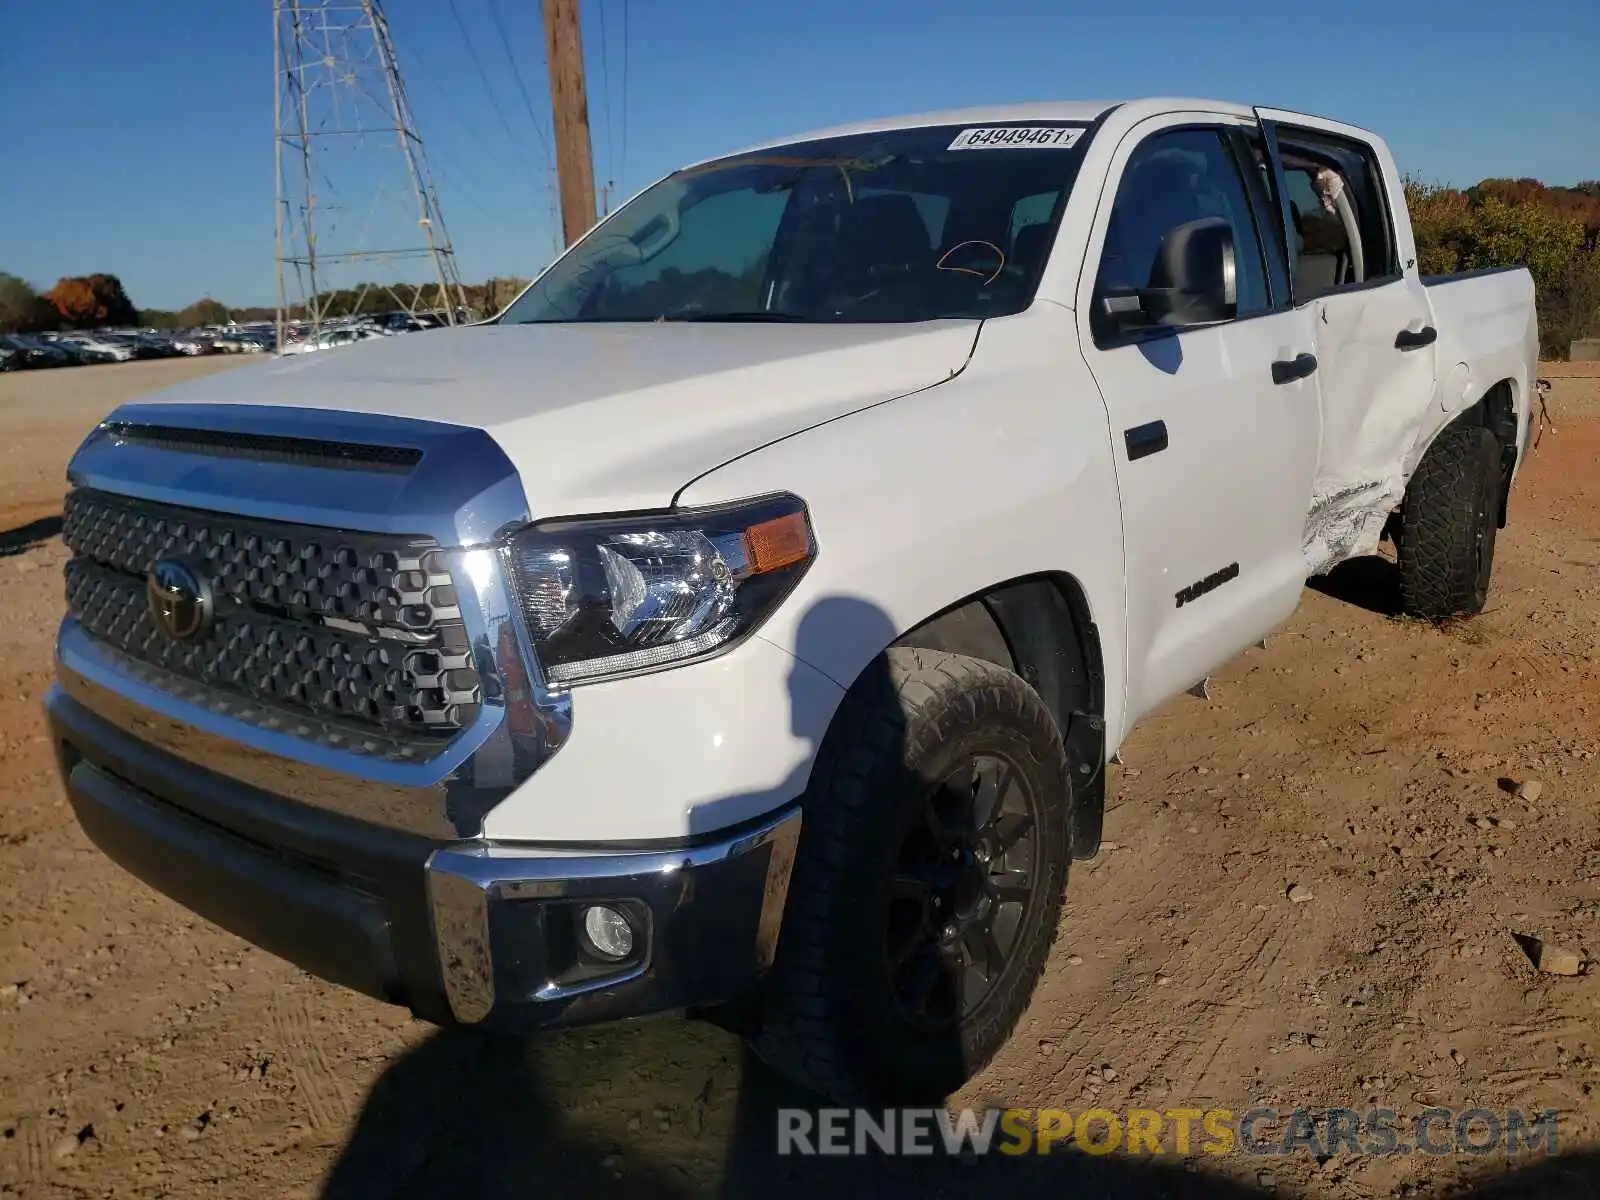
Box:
2, 358, 1600, 1199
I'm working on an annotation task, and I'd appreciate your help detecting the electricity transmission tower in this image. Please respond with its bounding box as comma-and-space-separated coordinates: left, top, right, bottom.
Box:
273, 0, 469, 350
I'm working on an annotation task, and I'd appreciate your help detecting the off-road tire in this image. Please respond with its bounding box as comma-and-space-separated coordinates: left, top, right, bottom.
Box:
753, 647, 1071, 1103
1398, 424, 1502, 619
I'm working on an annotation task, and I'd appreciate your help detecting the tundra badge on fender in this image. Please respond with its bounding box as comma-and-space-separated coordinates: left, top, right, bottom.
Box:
1175, 562, 1240, 608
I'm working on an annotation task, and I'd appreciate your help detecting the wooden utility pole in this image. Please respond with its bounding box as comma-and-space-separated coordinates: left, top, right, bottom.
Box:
542, 0, 598, 247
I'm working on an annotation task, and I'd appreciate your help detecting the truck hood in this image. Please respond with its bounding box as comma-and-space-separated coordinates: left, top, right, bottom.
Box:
133, 321, 978, 515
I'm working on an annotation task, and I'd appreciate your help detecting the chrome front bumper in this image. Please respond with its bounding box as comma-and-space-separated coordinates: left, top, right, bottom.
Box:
427, 807, 801, 1027
49, 683, 802, 1030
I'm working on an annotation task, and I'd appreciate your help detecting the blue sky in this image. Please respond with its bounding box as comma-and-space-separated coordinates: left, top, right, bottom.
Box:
1, 0, 1594, 310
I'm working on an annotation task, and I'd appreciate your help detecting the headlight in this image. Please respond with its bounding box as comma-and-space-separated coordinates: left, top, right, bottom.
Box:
505, 493, 816, 686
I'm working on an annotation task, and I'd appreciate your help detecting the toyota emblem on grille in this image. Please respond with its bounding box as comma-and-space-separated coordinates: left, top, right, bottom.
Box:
147, 558, 212, 641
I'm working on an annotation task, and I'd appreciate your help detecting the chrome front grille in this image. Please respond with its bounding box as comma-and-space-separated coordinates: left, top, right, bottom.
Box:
62, 488, 482, 746
62, 488, 459, 630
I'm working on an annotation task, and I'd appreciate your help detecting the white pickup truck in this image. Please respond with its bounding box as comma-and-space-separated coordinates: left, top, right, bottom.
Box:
48, 98, 1536, 1103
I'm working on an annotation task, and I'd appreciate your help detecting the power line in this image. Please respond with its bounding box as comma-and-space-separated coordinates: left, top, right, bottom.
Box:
395, 22, 526, 180
485, 0, 555, 173
598, 0, 615, 202
619, 0, 630, 192
484, 0, 561, 252
390, 19, 558, 259
446, 0, 549, 187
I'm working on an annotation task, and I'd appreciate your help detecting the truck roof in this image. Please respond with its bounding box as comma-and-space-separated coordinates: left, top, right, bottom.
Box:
713, 98, 1264, 162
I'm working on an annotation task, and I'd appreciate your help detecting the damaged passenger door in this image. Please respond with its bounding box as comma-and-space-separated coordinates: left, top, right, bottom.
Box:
1255, 109, 1440, 571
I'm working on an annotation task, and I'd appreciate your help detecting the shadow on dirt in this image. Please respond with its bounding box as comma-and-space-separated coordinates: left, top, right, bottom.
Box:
316, 1022, 1220, 1199
320, 1022, 1600, 1199
1308, 554, 1403, 617
0, 514, 62, 557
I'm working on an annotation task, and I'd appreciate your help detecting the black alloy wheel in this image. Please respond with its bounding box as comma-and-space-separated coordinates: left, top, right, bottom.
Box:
886, 753, 1040, 1030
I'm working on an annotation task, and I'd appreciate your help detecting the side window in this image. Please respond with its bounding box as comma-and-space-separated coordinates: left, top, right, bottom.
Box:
1274, 129, 1398, 299
1092, 128, 1271, 345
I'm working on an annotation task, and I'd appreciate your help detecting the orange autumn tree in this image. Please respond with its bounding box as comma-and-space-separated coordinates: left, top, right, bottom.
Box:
45, 273, 137, 329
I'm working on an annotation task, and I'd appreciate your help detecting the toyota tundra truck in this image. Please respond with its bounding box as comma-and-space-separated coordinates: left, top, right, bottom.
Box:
47, 98, 1537, 1103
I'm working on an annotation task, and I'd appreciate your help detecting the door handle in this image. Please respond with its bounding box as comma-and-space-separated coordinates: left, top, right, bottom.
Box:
1395, 325, 1438, 350
1124, 420, 1168, 461
1271, 352, 1318, 385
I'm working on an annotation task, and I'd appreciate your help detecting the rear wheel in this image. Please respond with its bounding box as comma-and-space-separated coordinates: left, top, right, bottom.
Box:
1398, 424, 1502, 619
754, 647, 1071, 1103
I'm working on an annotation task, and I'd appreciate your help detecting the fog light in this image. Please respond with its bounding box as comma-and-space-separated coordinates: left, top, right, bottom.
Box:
580, 904, 635, 961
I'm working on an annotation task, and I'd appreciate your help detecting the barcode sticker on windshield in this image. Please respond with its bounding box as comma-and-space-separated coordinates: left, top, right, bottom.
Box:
948, 126, 1085, 151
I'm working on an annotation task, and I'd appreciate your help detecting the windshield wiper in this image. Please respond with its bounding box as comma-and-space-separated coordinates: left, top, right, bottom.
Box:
666, 310, 811, 323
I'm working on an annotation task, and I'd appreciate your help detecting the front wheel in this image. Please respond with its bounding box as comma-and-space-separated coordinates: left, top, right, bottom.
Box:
754, 647, 1071, 1103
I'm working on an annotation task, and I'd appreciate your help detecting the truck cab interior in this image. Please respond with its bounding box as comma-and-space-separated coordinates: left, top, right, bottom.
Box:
1273, 131, 1399, 299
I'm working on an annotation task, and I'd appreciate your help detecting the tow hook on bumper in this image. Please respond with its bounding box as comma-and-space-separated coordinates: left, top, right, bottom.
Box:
426, 806, 802, 1027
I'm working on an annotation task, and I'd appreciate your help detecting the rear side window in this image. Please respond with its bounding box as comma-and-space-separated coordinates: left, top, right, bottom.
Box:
1273, 128, 1398, 299
1092, 127, 1272, 344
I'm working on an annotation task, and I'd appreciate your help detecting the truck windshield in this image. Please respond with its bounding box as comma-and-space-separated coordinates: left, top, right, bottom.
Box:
500, 123, 1092, 325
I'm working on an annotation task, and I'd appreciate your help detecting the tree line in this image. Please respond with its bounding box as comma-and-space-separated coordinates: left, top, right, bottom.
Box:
0, 272, 235, 334
1404, 178, 1600, 356
0, 275, 531, 336
4, 177, 1597, 354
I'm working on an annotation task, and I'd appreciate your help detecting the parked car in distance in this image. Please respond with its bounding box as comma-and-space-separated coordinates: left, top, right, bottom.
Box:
279, 326, 386, 355
8, 334, 74, 367
0, 335, 44, 369
58, 333, 137, 363
170, 334, 218, 356
33, 334, 85, 365
133, 334, 183, 359
211, 330, 274, 354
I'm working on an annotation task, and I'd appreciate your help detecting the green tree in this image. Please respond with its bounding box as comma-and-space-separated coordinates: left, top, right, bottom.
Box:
0, 273, 58, 333
1406, 179, 1600, 357
1463, 197, 1584, 296
1538, 245, 1600, 358
179, 297, 230, 327
1403, 179, 1471, 276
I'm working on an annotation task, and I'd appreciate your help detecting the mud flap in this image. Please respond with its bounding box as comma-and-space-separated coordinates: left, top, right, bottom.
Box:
1065, 709, 1105, 860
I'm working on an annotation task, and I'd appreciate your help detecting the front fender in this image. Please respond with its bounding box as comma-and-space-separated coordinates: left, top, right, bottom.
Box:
681, 305, 1131, 750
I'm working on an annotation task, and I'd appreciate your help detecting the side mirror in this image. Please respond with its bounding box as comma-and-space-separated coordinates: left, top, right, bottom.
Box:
1143, 216, 1237, 326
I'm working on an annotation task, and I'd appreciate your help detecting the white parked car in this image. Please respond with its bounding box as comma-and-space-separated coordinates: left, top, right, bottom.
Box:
60, 334, 136, 363
48, 98, 1535, 1103
280, 326, 386, 355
